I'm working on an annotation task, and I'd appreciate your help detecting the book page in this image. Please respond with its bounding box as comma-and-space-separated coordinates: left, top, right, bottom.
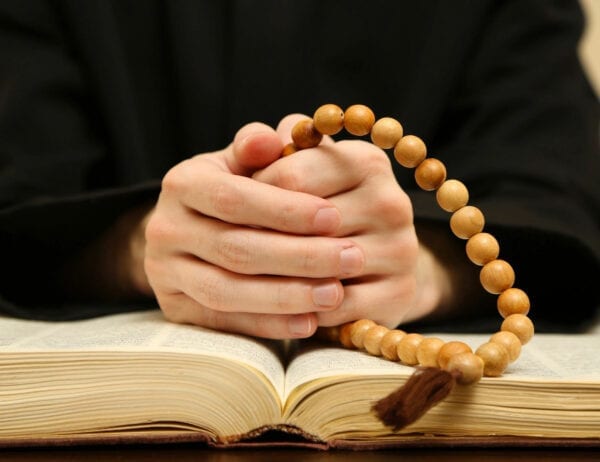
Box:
430, 332, 600, 381
284, 344, 412, 401
284, 331, 600, 400
492, 333, 600, 380
0, 310, 286, 399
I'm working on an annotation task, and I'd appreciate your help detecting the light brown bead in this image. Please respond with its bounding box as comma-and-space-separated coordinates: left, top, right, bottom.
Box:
343, 104, 375, 136
466, 232, 500, 266
282, 143, 298, 157
379, 329, 407, 361
363, 325, 389, 356
393, 135, 427, 168
436, 179, 469, 212
450, 206, 485, 239
501, 314, 534, 345
313, 104, 344, 135
416, 337, 445, 367
350, 319, 377, 349
476, 342, 510, 377
339, 322, 355, 349
396, 333, 424, 366
370, 117, 404, 149
480, 259, 515, 294
490, 331, 521, 363
414, 158, 447, 191
437, 341, 472, 370
291, 119, 323, 149
445, 352, 484, 385
292, 119, 323, 149
497, 288, 530, 318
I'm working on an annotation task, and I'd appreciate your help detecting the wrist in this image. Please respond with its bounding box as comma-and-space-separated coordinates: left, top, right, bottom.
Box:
410, 220, 483, 323
114, 204, 154, 299
409, 241, 453, 322
57, 203, 154, 302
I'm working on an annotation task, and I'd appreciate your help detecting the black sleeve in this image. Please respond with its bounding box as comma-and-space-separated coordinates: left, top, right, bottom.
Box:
408, 0, 600, 330
0, 1, 158, 320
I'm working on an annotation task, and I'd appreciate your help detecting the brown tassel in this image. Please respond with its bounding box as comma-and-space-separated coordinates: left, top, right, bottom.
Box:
372, 367, 459, 431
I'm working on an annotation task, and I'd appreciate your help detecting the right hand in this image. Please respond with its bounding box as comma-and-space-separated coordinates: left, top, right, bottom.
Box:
143, 122, 365, 339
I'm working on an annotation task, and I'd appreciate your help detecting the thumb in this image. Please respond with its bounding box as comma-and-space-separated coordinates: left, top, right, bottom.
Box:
228, 122, 284, 176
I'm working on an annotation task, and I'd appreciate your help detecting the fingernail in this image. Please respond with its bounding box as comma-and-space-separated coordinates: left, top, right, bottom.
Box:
313, 207, 340, 234
312, 282, 341, 307
288, 315, 312, 336
340, 246, 364, 275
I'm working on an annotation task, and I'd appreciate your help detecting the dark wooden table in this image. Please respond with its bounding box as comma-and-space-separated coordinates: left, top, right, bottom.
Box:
2, 445, 599, 462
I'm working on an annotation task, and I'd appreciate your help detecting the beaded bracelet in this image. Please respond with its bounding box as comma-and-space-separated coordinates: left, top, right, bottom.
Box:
285, 104, 535, 429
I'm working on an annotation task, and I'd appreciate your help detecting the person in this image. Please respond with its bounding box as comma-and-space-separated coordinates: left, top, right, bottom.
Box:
0, 0, 598, 339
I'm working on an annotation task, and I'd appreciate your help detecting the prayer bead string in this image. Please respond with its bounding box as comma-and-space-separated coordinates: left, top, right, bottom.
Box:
286, 104, 535, 386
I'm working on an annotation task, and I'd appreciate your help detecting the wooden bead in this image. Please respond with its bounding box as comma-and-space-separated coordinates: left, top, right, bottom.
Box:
497, 288, 530, 318
339, 322, 355, 349
436, 179, 469, 212
476, 342, 510, 377
344, 104, 375, 136
396, 333, 424, 366
282, 143, 298, 157
501, 314, 534, 345
445, 352, 484, 385
379, 329, 407, 361
414, 158, 447, 191
393, 135, 427, 168
363, 325, 389, 356
450, 206, 485, 239
291, 119, 323, 149
313, 104, 344, 135
416, 337, 445, 367
350, 319, 377, 349
437, 341, 472, 370
490, 331, 521, 363
370, 117, 403, 149
480, 259, 515, 294
466, 232, 500, 266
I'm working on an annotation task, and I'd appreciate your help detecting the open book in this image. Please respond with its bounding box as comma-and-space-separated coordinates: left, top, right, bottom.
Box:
1, 310, 599, 448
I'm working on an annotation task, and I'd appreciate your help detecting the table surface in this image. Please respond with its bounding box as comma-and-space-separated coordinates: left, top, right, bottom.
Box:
2, 445, 599, 462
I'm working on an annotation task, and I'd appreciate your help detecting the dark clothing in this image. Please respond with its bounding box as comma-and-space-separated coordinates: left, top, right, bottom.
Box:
0, 0, 598, 328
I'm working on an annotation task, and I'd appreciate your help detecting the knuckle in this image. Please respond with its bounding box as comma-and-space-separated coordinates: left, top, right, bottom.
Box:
144, 215, 178, 246
161, 163, 188, 195
143, 256, 178, 295
372, 187, 413, 228
388, 229, 419, 264
402, 231, 420, 264
346, 140, 392, 174
142, 256, 162, 281
277, 201, 299, 230
364, 144, 393, 170
211, 182, 245, 216
157, 294, 184, 323
274, 167, 305, 192
216, 232, 253, 272
299, 243, 323, 273
250, 313, 278, 338
161, 305, 183, 324
275, 283, 298, 313
199, 307, 222, 330
195, 273, 230, 312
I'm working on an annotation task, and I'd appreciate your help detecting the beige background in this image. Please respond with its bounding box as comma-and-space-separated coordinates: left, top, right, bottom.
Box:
580, 0, 600, 97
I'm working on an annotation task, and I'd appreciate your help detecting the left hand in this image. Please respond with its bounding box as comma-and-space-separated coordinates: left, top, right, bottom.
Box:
253, 115, 452, 328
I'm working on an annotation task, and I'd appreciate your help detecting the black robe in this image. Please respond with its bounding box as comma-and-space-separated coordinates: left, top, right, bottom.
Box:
0, 0, 598, 329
